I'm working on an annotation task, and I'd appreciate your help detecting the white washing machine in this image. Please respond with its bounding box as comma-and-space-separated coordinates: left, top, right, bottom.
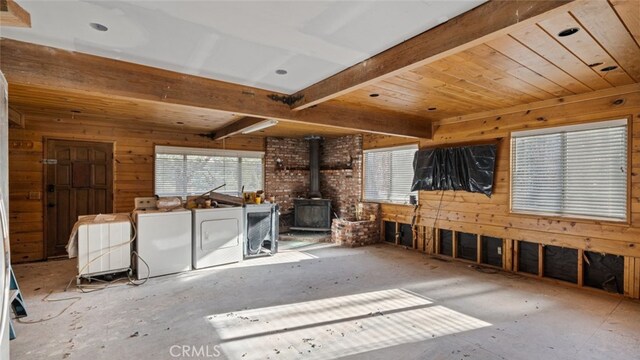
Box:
192, 207, 244, 269
134, 209, 192, 279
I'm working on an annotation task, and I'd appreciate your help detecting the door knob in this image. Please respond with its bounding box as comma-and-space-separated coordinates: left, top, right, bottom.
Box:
47, 203, 56, 208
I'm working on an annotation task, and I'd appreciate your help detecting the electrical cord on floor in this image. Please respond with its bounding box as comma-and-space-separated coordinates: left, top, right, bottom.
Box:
74, 247, 151, 293
127, 251, 150, 286
16, 290, 81, 324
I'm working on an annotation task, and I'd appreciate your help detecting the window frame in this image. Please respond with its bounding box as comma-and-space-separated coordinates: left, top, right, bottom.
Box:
153, 145, 265, 198
508, 117, 632, 224
362, 143, 419, 205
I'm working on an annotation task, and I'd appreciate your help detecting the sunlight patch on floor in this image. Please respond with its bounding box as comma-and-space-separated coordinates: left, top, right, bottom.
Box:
208, 288, 491, 359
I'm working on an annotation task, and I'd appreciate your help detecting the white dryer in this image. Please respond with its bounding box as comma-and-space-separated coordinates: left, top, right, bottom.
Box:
134, 209, 192, 279
192, 207, 244, 269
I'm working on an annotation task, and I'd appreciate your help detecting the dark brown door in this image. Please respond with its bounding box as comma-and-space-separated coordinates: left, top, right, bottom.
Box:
45, 140, 113, 258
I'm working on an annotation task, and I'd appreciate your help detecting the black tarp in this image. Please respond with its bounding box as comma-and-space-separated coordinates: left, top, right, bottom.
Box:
384, 221, 396, 243
544, 245, 578, 283
518, 241, 539, 275
439, 229, 453, 257
584, 252, 624, 294
399, 223, 413, 247
457, 232, 478, 261
481, 236, 503, 267
411, 144, 497, 197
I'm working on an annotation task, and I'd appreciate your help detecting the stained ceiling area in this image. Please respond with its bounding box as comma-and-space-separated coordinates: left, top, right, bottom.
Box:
0, 0, 484, 93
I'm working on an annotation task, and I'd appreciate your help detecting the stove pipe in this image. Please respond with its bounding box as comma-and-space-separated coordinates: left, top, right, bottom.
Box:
306, 135, 322, 198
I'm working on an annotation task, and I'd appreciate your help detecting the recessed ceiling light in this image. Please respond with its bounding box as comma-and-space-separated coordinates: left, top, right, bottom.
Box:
558, 27, 579, 37
275, 69, 287, 75
369, 93, 379, 97
587, 62, 603, 67
428, 107, 437, 111
600, 65, 618, 72
89, 22, 108, 32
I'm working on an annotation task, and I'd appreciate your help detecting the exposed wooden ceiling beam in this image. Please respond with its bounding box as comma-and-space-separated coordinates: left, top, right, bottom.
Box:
0, 0, 31, 28
212, 117, 265, 140
290, 0, 576, 111
0, 39, 431, 138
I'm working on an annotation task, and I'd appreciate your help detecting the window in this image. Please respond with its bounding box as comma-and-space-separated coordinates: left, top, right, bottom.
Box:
155, 146, 264, 198
511, 119, 628, 221
363, 145, 417, 203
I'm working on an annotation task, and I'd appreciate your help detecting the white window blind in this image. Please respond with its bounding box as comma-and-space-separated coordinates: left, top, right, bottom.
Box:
155, 146, 264, 198
511, 119, 628, 221
364, 145, 417, 203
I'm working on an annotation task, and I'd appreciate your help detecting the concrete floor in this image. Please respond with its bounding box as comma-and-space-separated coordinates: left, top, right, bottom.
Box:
9, 241, 640, 360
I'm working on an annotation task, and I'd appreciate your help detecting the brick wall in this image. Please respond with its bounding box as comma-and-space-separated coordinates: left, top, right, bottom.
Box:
320, 135, 363, 219
264, 137, 309, 215
264, 134, 363, 222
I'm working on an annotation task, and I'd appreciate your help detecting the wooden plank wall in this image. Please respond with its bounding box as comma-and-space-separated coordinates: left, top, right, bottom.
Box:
8, 113, 265, 263
366, 84, 640, 298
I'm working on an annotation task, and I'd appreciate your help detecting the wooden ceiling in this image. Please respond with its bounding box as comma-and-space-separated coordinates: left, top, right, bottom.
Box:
2, 0, 639, 139
7, 83, 240, 131
7, 83, 359, 138
332, 0, 640, 122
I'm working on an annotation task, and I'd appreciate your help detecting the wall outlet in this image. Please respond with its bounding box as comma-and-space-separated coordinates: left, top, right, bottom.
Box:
497, 246, 502, 255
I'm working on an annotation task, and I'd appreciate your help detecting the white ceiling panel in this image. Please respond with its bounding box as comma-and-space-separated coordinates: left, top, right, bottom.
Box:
0, 0, 486, 93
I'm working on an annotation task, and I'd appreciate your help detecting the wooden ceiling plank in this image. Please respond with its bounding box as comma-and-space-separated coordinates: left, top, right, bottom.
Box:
428, 55, 542, 103
372, 80, 495, 115
0, 0, 31, 27
437, 82, 640, 126
0, 39, 431, 138
609, 0, 640, 47
212, 117, 265, 141
455, 50, 557, 101
571, 0, 640, 82
290, 0, 577, 110
486, 35, 591, 94
358, 83, 435, 109
537, 11, 635, 87
466, 45, 574, 97
510, 24, 612, 91
406, 66, 522, 107
8, 83, 241, 132
334, 73, 505, 120
336, 87, 429, 118
374, 76, 508, 111
388, 76, 512, 111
